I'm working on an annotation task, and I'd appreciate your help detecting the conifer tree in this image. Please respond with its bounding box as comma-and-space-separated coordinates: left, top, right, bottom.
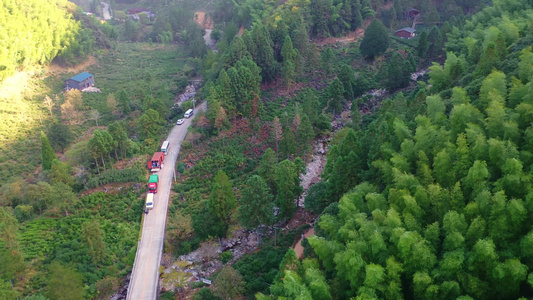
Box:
275, 160, 301, 218
258, 148, 278, 193
297, 114, 315, 158
418, 31, 428, 57
252, 23, 278, 82
41, 131, 56, 171
208, 170, 236, 227
338, 64, 356, 99
327, 78, 345, 114
280, 127, 297, 160
238, 175, 274, 242
360, 19, 390, 59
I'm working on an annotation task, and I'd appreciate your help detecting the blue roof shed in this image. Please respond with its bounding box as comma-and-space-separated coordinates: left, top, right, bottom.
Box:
65, 72, 95, 90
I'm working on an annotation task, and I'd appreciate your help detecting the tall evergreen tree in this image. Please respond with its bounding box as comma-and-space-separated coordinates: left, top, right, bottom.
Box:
418, 30, 428, 58
338, 64, 356, 99
297, 114, 315, 157
311, 0, 333, 38
275, 159, 301, 218
360, 19, 390, 59
208, 170, 236, 227
252, 23, 278, 82
41, 131, 56, 171
327, 78, 345, 114
238, 175, 274, 241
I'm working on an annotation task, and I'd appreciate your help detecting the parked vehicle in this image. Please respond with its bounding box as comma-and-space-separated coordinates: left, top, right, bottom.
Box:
148, 174, 159, 193
147, 152, 164, 172
161, 141, 170, 154
145, 193, 154, 210
184, 109, 193, 118
176, 118, 184, 125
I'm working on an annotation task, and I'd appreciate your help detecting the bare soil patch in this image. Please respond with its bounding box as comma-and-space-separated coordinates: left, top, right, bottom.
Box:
194, 12, 214, 30
47, 56, 97, 75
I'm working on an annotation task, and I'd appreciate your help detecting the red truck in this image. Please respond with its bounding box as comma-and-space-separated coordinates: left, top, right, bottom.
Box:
147, 152, 164, 172
148, 174, 159, 194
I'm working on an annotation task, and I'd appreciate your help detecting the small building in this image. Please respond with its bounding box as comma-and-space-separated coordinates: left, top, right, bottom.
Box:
405, 8, 420, 20
395, 27, 416, 39
127, 7, 156, 20
65, 72, 94, 90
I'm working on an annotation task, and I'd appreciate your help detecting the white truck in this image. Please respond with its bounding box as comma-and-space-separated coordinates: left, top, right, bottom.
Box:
145, 193, 154, 211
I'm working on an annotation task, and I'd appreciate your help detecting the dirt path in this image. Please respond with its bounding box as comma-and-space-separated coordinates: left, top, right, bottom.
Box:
203, 29, 217, 50
293, 228, 315, 259
101, 2, 111, 20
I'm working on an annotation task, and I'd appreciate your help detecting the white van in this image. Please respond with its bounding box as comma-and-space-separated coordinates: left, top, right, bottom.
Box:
146, 193, 154, 210
184, 108, 194, 118
161, 141, 170, 154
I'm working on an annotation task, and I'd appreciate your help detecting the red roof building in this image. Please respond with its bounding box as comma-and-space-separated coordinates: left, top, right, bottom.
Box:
395, 27, 416, 39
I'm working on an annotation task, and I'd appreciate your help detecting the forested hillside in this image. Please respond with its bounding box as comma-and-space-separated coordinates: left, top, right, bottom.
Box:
2, 0, 533, 298
0, 0, 91, 81
258, 0, 533, 299
0, 0, 205, 298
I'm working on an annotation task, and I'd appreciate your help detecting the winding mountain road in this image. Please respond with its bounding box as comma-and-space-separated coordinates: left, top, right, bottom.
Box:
127, 103, 205, 300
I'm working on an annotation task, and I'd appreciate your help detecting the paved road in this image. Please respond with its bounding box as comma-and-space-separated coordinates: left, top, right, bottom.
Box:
127, 103, 205, 300
101, 2, 111, 20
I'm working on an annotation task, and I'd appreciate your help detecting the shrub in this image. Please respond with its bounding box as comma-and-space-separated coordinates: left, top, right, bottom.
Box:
304, 181, 329, 214
220, 251, 232, 264
85, 168, 143, 189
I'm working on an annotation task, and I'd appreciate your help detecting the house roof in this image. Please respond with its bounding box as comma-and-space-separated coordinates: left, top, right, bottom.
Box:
69, 72, 93, 82
396, 27, 416, 33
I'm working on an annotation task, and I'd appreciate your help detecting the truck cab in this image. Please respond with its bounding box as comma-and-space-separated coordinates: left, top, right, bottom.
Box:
148, 174, 159, 193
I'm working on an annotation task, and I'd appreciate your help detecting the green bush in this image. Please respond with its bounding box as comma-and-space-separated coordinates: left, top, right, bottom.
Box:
232, 246, 286, 297
304, 181, 329, 214
220, 251, 232, 264
85, 168, 143, 189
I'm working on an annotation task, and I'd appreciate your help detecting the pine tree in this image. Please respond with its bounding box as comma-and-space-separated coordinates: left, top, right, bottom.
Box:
273, 116, 283, 160
338, 64, 356, 99
225, 36, 250, 67
238, 175, 274, 242
360, 19, 390, 59
208, 170, 236, 226
258, 148, 278, 193
386, 52, 403, 91
217, 69, 236, 117
311, 0, 333, 38
282, 36, 299, 88
327, 78, 345, 114
297, 114, 315, 158
275, 160, 300, 218
321, 48, 334, 74
418, 31, 428, 57
252, 23, 278, 82
280, 128, 297, 159
41, 131, 56, 171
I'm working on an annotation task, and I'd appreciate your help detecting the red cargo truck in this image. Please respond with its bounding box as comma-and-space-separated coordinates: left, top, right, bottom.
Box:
147, 152, 164, 172
148, 174, 159, 194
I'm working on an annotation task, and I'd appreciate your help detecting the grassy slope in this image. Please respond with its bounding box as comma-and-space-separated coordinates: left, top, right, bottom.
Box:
0, 43, 188, 186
